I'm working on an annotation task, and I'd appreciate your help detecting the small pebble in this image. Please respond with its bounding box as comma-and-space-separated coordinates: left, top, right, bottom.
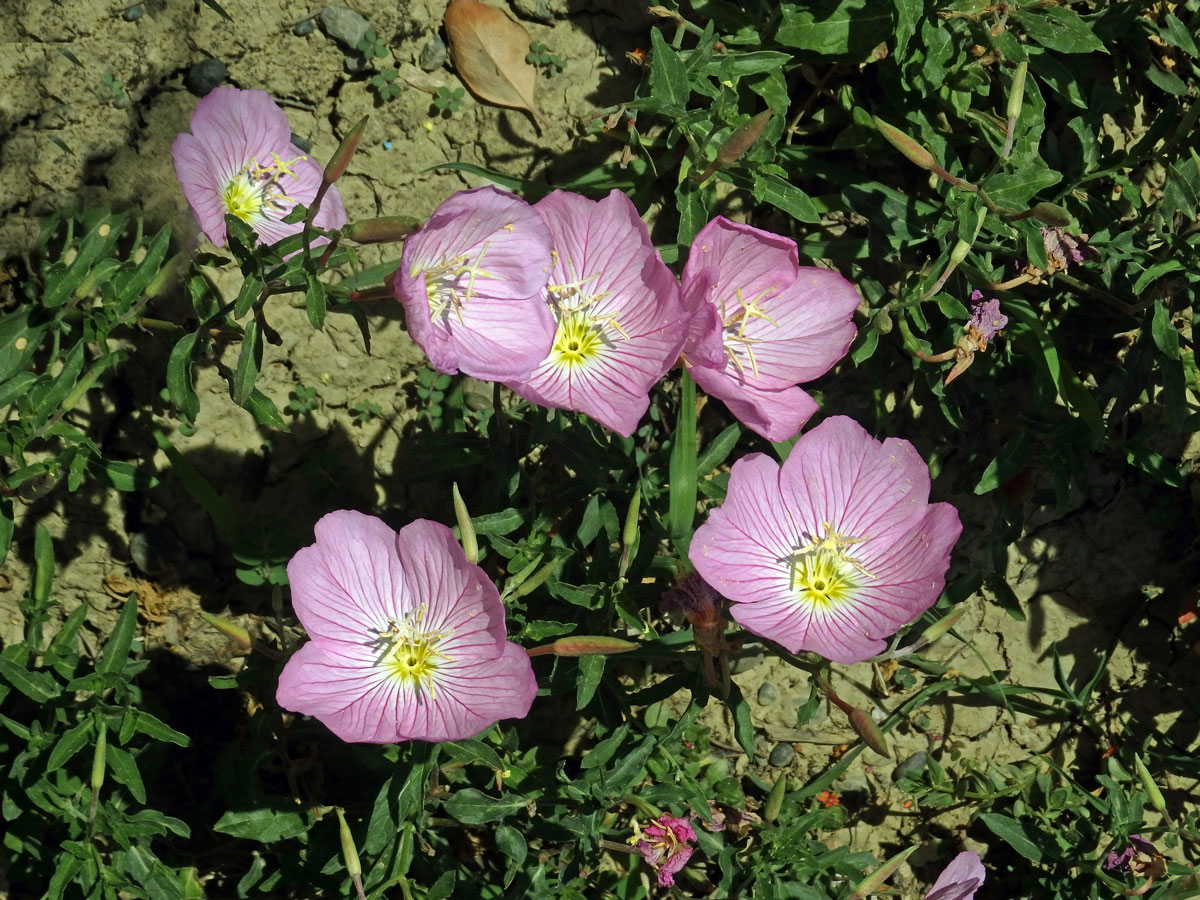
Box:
893, 751, 929, 781
184, 58, 227, 97
512, 0, 554, 22
756, 681, 779, 704
319, 5, 370, 51
293, 18, 316, 37
729, 649, 764, 674
768, 742, 796, 767
122, 4, 143, 21
419, 34, 447, 72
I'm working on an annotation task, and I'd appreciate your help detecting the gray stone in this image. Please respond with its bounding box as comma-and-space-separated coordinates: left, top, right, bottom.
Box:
512, 0, 553, 22
768, 742, 796, 767
419, 34, 447, 72
122, 4, 144, 21
293, 18, 316, 37
729, 649, 765, 674
320, 6, 370, 51
184, 58, 227, 97
756, 681, 779, 704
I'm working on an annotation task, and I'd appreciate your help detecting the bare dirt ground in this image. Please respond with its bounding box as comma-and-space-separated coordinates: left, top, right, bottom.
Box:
3, 0, 1199, 879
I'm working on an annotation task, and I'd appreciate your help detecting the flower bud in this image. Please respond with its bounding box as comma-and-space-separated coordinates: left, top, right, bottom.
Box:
200, 611, 253, 648
1029, 202, 1073, 227
1007, 61, 1028, 121
324, 115, 369, 185
849, 845, 919, 900
342, 215, 422, 244
1134, 753, 1168, 814
764, 773, 786, 824
715, 109, 775, 167
526, 635, 639, 657
873, 117, 936, 171
848, 708, 890, 757
336, 808, 363, 881
920, 603, 969, 646
452, 482, 478, 565
619, 487, 641, 579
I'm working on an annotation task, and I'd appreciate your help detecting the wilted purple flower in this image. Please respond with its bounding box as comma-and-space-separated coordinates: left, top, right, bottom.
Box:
276, 511, 537, 743
681, 217, 859, 441
967, 290, 1007, 342
396, 187, 557, 381
634, 813, 696, 887
1041, 226, 1095, 274
504, 189, 691, 437
924, 851, 985, 900
172, 87, 346, 248
690, 416, 962, 664
1105, 835, 1160, 873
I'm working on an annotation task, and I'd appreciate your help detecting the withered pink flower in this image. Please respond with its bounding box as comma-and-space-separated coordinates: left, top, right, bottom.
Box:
681, 217, 859, 441
276, 511, 537, 743
924, 851, 985, 900
396, 187, 557, 381
634, 813, 696, 888
172, 87, 346, 248
504, 189, 691, 437
967, 290, 1007, 342
690, 416, 961, 664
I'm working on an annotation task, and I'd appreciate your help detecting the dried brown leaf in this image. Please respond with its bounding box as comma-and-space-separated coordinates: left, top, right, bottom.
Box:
444, 0, 545, 125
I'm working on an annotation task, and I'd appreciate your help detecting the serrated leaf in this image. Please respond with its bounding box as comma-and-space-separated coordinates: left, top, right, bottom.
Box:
443, 788, 526, 824
776, 0, 894, 60
305, 272, 327, 329
214, 807, 312, 842
0, 656, 62, 702
1013, 7, 1105, 54
646, 27, 689, 116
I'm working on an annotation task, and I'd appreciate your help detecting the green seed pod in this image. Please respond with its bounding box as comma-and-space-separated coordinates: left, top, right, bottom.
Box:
764, 773, 787, 824
452, 482, 478, 565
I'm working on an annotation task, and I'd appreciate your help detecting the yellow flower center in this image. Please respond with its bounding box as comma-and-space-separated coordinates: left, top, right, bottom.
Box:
415, 241, 494, 321
220, 151, 305, 224
373, 606, 452, 696
783, 523, 874, 609
546, 266, 625, 369
551, 313, 606, 367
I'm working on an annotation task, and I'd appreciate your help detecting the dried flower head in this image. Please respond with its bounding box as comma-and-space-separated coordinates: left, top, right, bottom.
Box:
681, 217, 859, 441
396, 186, 557, 381
504, 189, 691, 436
967, 290, 1007, 343
691, 416, 961, 664
633, 813, 696, 887
276, 511, 537, 742
924, 851, 985, 900
172, 87, 346, 248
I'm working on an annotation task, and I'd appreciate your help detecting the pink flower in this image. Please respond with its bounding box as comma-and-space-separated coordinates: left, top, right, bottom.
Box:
276, 511, 537, 743
172, 87, 347, 249
924, 851, 985, 900
967, 290, 1007, 342
634, 813, 696, 887
504, 190, 691, 437
396, 187, 557, 381
690, 416, 961, 664
681, 217, 859, 441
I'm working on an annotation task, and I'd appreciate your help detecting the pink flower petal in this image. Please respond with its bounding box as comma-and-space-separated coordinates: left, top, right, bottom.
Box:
925, 851, 985, 900
689, 365, 818, 440
397, 186, 556, 380
505, 190, 689, 436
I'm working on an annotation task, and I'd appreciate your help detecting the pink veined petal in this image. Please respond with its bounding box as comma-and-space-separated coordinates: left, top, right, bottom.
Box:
392, 519, 508, 652
681, 269, 726, 368
398, 640, 538, 742
688, 364, 818, 441
924, 851, 985, 900
691, 453, 798, 603
276, 638, 402, 743
172, 132, 228, 246
508, 189, 689, 436
188, 87, 292, 184
681, 216, 799, 306
397, 187, 555, 380
778, 416, 934, 546
287, 510, 407, 644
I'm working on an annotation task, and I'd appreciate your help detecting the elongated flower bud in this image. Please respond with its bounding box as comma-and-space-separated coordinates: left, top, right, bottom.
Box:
1007, 62, 1028, 121
873, 117, 936, 171
452, 482, 478, 565
526, 635, 639, 657
342, 215, 421, 244
764, 773, 786, 824
324, 116, 369, 185
200, 611, 253, 648
848, 708, 890, 757
716, 109, 775, 167
849, 845, 919, 900
1134, 753, 1168, 814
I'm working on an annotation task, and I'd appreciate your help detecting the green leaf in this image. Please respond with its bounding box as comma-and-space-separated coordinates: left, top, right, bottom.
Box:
107, 744, 146, 803
1013, 7, 1105, 54
46, 719, 93, 772
33, 524, 54, 608
130, 709, 190, 747
166, 331, 201, 421
667, 371, 698, 558
646, 27, 689, 116
749, 172, 821, 223
471, 508, 525, 536
427, 871, 456, 900
0, 307, 49, 384
696, 423, 741, 476
978, 812, 1045, 861
776, 0, 894, 60
33, 341, 86, 421
727, 682, 757, 756
981, 164, 1061, 209
1151, 301, 1181, 360
495, 824, 527, 866
232, 320, 262, 407
602, 735, 656, 795
443, 788, 526, 825
0, 656, 62, 702
115, 226, 171, 310
576, 654, 606, 710
98, 596, 138, 676
87, 458, 159, 492
214, 807, 312, 842
199, 0, 233, 20
242, 388, 289, 431
305, 272, 327, 329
